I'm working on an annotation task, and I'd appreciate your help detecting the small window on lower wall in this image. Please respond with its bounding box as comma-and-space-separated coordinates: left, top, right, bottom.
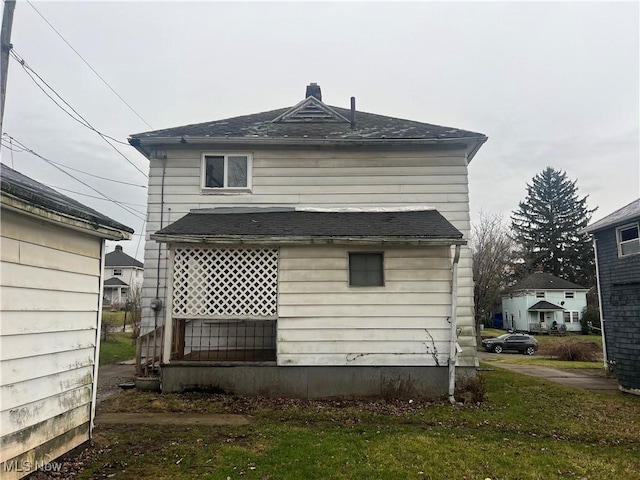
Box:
349, 252, 384, 287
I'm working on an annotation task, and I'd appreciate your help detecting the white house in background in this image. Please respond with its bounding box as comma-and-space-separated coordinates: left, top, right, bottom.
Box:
103, 245, 144, 307
0, 164, 133, 479
501, 270, 588, 333
128, 83, 487, 399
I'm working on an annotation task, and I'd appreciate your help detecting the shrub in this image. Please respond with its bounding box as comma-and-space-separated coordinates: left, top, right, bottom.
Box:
581, 305, 601, 334
101, 312, 121, 341
455, 374, 487, 404
539, 339, 601, 362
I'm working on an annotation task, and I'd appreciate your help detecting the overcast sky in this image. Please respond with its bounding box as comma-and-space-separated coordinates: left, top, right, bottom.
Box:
2, 1, 638, 260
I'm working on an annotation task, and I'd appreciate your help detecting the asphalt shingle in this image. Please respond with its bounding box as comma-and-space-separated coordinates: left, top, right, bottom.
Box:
152, 209, 463, 242
1, 163, 133, 234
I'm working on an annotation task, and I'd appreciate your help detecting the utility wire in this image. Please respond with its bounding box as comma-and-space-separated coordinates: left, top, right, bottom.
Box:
5, 134, 146, 222
10, 49, 148, 179
46, 184, 148, 211
8, 137, 15, 168
1, 139, 27, 152
25, 0, 154, 130
2, 134, 146, 187
46, 158, 147, 188
13, 60, 130, 146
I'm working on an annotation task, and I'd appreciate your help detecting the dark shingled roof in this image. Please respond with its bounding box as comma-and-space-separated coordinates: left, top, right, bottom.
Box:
105, 247, 144, 268
528, 300, 565, 311
129, 96, 485, 142
1, 163, 133, 235
584, 198, 640, 234
152, 209, 463, 242
507, 272, 586, 292
104, 277, 129, 286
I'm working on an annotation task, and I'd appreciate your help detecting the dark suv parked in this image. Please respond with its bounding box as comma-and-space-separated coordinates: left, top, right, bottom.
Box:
481, 333, 538, 355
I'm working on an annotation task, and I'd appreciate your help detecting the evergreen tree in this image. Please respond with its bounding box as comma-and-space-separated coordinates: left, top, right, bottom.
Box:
511, 167, 596, 287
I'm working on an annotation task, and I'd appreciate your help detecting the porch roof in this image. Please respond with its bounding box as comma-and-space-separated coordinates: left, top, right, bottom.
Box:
151, 208, 465, 246
528, 300, 564, 311
104, 277, 129, 287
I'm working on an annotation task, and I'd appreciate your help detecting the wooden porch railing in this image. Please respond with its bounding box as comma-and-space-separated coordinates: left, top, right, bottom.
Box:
135, 326, 164, 377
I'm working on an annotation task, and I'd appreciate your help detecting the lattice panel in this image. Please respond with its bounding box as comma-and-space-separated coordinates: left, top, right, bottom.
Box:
173, 247, 278, 318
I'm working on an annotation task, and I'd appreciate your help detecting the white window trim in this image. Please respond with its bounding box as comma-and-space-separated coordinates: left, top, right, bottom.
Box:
563, 311, 580, 323
201, 153, 253, 192
616, 222, 640, 258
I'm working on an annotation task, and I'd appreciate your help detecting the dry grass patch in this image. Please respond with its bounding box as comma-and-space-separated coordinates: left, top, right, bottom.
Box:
539, 338, 601, 361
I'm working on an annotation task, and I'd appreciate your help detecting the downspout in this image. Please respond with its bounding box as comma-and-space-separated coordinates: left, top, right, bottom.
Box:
154, 152, 167, 330
448, 244, 461, 404
592, 237, 609, 372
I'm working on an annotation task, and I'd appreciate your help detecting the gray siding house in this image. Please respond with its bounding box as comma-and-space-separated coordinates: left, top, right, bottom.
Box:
129, 84, 487, 400
584, 198, 640, 395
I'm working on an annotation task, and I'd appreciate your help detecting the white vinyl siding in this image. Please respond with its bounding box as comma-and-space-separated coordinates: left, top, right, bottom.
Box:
277, 245, 453, 366
0, 209, 101, 477
141, 147, 476, 366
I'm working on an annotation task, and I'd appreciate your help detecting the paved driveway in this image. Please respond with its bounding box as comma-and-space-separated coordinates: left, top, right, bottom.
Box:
477, 350, 620, 394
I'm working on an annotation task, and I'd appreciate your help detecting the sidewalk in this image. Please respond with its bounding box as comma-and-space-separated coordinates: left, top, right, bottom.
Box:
477, 351, 620, 394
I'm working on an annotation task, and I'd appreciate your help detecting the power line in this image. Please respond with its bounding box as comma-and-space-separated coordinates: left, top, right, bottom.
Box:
25, 0, 153, 130
5, 134, 146, 222
46, 159, 147, 188
2, 134, 146, 188
10, 49, 148, 179
46, 184, 148, 212
13, 58, 129, 146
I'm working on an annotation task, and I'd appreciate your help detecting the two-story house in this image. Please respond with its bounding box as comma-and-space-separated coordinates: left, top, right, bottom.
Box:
103, 245, 144, 308
501, 269, 588, 333
584, 198, 640, 395
129, 84, 487, 399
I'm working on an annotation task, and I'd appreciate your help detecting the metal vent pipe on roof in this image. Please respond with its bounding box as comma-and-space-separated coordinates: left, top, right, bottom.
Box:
305, 82, 322, 101
350, 97, 356, 129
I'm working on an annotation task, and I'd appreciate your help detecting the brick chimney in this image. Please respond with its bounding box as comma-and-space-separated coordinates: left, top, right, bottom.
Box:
305, 82, 322, 101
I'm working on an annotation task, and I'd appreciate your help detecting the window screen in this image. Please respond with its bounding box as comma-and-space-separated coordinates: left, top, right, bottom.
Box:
349, 253, 384, 286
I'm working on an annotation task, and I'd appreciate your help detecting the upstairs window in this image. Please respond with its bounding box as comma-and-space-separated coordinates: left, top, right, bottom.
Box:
565, 291, 575, 299
617, 223, 640, 257
114, 269, 122, 276
349, 253, 384, 287
536, 291, 545, 299
202, 154, 251, 190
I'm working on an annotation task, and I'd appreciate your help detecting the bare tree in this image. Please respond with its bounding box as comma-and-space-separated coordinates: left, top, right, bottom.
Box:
472, 211, 515, 337
126, 283, 143, 340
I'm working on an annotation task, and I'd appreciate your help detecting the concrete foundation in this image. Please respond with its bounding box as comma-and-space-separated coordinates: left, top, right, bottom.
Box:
160, 363, 477, 399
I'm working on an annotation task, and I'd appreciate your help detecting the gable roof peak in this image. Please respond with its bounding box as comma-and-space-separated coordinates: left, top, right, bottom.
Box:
272, 94, 350, 125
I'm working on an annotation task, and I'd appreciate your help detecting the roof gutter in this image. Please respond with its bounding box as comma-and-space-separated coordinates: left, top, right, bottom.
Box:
129, 135, 488, 149
128, 137, 153, 159
150, 234, 466, 247
1, 195, 131, 240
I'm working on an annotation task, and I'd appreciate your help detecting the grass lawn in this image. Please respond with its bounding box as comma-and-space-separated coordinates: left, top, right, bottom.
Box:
99, 331, 136, 365
62, 365, 640, 479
